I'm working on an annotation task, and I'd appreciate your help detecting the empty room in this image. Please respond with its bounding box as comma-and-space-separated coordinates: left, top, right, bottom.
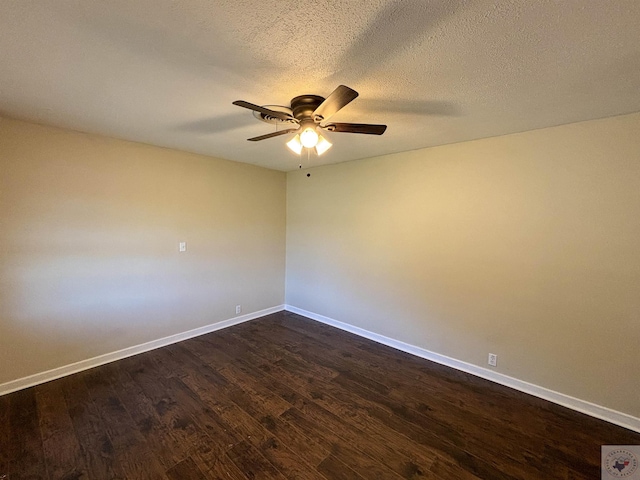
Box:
1, 1, 639, 479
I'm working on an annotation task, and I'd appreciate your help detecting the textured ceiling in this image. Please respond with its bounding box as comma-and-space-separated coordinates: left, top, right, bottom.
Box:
1, 1, 640, 171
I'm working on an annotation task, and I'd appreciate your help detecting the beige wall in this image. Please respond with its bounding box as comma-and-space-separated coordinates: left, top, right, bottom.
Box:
2, 111, 639, 419
286, 112, 640, 418
0, 117, 286, 384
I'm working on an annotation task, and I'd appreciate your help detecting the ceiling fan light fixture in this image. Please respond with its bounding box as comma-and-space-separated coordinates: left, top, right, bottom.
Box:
315, 135, 332, 156
233, 85, 387, 160
286, 134, 303, 155
299, 127, 319, 148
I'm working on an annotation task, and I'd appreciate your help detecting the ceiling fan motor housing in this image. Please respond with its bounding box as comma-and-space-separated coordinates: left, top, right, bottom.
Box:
291, 95, 325, 121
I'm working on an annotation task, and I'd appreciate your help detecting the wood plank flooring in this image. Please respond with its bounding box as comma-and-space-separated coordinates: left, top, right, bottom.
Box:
1, 310, 639, 479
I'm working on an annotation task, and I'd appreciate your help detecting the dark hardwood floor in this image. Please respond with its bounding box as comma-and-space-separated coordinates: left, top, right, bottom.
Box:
1, 311, 639, 479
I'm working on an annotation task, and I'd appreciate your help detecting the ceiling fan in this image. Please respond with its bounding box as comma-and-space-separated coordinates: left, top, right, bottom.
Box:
232, 85, 386, 156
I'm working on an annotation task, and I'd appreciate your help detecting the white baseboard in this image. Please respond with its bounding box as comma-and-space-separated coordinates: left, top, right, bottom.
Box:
0, 305, 285, 397
285, 305, 640, 434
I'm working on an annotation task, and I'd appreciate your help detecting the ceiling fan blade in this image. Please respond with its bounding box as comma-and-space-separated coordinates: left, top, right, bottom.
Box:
323, 123, 387, 135
233, 100, 293, 121
247, 128, 299, 142
312, 85, 359, 121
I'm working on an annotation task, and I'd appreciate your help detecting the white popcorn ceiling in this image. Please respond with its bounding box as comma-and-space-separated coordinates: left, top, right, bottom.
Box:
1, 0, 639, 171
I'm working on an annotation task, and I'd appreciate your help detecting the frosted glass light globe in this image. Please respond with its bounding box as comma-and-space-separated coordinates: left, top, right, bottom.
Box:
286, 134, 303, 154
299, 128, 319, 148
315, 135, 332, 155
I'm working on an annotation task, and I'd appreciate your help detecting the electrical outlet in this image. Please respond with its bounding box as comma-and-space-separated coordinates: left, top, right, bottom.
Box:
488, 353, 498, 367
235, 305, 242, 315
179, 242, 187, 252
